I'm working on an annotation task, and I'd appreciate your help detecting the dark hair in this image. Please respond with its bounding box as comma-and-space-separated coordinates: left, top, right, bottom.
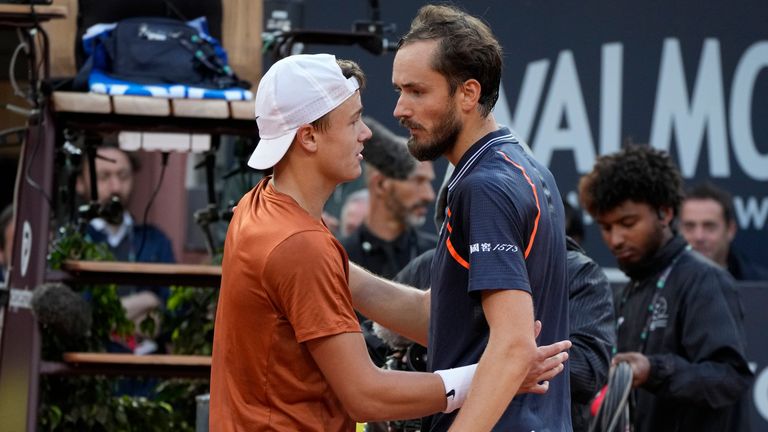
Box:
361, 116, 416, 180
579, 144, 684, 218
312, 59, 367, 133
562, 199, 585, 242
685, 182, 735, 225
80, 135, 141, 175
0, 204, 13, 250
398, 4, 502, 117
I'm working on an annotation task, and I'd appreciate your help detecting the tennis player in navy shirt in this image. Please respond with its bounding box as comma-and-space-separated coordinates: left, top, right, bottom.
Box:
427, 126, 570, 431
349, 5, 571, 431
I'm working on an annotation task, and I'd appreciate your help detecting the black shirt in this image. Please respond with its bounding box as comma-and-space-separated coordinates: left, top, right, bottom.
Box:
341, 223, 437, 279
727, 248, 768, 281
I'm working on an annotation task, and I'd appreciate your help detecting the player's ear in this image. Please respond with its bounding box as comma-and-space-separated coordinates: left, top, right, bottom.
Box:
458, 79, 481, 112
296, 124, 318, 153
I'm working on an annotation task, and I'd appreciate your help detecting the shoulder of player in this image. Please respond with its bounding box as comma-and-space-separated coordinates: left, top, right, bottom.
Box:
277, 228, 341, 250
452, 166, 537, 211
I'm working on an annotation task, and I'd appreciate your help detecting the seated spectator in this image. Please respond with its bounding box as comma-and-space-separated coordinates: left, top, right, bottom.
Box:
75, 141, 175, 355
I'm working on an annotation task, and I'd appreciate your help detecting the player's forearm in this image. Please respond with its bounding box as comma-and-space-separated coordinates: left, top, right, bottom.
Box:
349, 368, 447, 422
448, 333, 537, 431
348, 262, 429, 345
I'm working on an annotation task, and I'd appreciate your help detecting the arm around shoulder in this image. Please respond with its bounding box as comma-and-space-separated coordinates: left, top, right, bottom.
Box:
348, 262, 431, 346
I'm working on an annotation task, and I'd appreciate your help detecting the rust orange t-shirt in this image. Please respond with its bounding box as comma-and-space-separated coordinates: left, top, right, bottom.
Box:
210, 177, 361, 431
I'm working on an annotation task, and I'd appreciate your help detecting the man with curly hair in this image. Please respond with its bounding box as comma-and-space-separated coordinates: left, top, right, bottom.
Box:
579, 145, 753, 432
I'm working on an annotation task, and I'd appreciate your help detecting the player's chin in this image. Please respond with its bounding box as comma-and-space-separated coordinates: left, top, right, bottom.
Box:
340, 165, 363, 183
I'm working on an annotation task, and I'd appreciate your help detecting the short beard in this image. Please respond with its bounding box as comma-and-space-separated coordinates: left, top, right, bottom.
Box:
617, 220, 669, 276
385, 189, 428, 229
406, 214, 427, 228
404, 104, 462, 162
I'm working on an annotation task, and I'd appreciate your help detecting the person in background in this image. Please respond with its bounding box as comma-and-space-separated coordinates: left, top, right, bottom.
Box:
579, 144, 752, 432
680, 181, 768, 280
339, 188, 369, 238
0, 204, 14, 283
341, 116, 437, 280
76, 142, 175, 354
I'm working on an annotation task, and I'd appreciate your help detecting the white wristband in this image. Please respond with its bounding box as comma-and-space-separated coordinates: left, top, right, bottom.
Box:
434, 363, 478, 413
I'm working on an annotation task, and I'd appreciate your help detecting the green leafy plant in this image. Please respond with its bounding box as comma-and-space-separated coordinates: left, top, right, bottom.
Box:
39, 227, 215, 431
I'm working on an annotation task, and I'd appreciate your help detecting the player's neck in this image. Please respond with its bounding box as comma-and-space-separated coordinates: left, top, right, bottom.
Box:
445, 113, 499, 166
271, 166, 334, 221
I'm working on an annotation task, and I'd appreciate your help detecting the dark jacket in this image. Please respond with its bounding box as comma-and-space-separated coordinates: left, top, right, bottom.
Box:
727, 249, 768, 281
86, 223, 175, 264
565, 237, 615, 432
341, 224, 437, 280
615, 235, 753, 432
86, 222, 175, 298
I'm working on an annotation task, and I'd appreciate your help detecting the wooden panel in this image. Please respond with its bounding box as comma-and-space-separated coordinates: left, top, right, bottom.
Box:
63, 260, 221, 277
0, 4, 68, 19
230, 100, 255, 120
172, 99, 230, 119
41, 0, 77, 77
57, 259, 221, 287
112, 95, 171, 117
52, 91, 112, 113
39, 353, 212, 378
63, 352, 211, 367
222, 0, 262, 88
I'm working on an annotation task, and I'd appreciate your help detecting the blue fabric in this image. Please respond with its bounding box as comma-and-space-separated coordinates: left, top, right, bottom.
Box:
81, 17, 252, 100
86, 223, 175, 264
428, 127, 571, 431
85, 222, 175, 304
87, 69, 253, 100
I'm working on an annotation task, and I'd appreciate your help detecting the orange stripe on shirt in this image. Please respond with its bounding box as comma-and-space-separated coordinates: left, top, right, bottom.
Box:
496, 151, 541, 259
446, 237, 470, 269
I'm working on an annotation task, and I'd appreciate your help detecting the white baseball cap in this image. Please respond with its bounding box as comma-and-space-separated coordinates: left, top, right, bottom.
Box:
247, 54, 361, 170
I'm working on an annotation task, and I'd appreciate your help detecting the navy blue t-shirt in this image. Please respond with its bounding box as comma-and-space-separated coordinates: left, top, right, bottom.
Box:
428, 127, 571, 431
